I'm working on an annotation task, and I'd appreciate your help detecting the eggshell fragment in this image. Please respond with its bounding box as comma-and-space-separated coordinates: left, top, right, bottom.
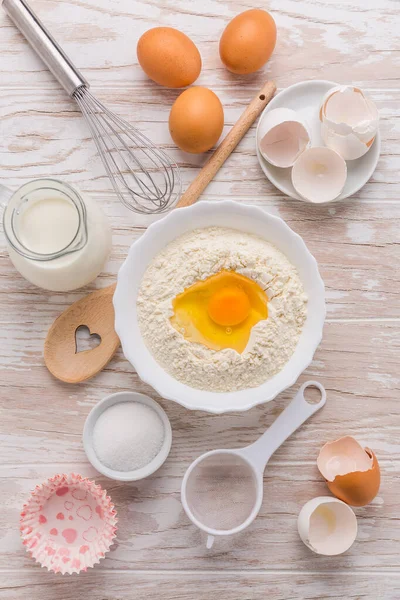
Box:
317, 436, 380, 507
320, 86, 379, 160
298, 496, 357, 555
291, 147, 347, 203
137, 27, 201, 88
257, 108, 311, 168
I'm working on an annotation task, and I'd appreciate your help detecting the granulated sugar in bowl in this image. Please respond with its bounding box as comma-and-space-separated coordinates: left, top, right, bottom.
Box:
83, 392, 172, 481
93, 402, 164, 471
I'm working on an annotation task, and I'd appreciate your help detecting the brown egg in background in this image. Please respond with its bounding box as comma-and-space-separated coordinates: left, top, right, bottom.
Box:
317, 436, 381, 507
219, 9, 277, 75
137, 27, 202, 88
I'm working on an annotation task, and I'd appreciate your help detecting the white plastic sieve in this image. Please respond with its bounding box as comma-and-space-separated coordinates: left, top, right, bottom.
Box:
181, 381, 326, 548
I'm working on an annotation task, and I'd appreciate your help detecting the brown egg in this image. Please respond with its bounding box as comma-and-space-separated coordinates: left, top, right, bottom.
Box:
137, 27, 201, 88
219, 9, 277, 75
169, 87, 224, 154
317, 436, 380, 507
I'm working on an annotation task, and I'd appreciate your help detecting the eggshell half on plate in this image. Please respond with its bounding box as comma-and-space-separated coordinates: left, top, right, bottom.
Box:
317, 436, 380, 507
320, 85, 379, 160
291, 146, 347, 203
298, 496, 357, 555
257, 107, 310, 168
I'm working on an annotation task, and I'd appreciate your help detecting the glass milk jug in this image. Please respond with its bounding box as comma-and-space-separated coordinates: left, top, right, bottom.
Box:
2, 179, 112, 292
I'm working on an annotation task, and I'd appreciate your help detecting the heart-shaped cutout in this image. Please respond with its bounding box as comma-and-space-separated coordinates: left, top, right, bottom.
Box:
75, 325, 101, 354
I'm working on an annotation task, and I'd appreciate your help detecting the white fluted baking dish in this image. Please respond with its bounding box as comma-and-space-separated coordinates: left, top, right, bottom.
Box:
113, 201, 325, 414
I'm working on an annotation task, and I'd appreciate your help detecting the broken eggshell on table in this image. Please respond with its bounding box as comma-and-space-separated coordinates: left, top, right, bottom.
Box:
298, 436, 380, 556
298, 496, 358, 556
317, 436, 381, 507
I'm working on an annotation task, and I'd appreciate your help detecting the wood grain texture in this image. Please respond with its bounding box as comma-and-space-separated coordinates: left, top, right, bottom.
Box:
0, 88, 399, 198
0, 0, 399, 597
0, 459, 396, 571
2, 571, 400, 600
0, 0, 398, 89
1, 321, 400, 466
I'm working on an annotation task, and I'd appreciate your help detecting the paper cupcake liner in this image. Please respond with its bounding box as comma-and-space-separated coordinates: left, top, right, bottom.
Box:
20, 473, 117, 574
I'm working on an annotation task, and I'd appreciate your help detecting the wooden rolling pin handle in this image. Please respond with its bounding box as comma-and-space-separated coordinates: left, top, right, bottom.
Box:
176, 80, 276, 208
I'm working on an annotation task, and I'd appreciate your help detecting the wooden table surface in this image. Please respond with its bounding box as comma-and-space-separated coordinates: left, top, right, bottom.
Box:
0, 0, 399, 598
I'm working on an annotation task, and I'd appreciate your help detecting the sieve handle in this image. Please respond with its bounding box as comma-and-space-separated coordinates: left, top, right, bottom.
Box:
2, 0, 88, 96
241, 381, 326, 473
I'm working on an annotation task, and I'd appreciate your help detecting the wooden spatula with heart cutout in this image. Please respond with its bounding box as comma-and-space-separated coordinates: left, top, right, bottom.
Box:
44, 284, 119, 383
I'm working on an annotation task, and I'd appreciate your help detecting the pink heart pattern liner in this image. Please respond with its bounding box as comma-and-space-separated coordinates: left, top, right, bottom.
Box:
20, 473, 117, 574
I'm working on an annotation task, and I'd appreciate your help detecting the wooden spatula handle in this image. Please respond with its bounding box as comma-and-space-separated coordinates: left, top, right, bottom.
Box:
176, 80, 276, 208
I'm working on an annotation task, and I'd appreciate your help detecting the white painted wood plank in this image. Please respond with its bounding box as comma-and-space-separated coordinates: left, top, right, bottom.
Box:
0, 0, 398, 89
1, 322, 399, 465
0, 88, 398, 198
0, 0, 398, 595
1, 570, 400, 600
0, 460, 396, 571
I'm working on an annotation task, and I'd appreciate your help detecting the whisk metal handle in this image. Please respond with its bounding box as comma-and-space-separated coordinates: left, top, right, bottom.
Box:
2, 0, 88, 96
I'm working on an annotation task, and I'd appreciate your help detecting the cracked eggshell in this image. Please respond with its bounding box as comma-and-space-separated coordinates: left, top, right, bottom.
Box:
298, 496, 357, 556
257, 107, 311, 168
320, 85, 379, 160
291, 146, 347, 203
317, 436, 380, 507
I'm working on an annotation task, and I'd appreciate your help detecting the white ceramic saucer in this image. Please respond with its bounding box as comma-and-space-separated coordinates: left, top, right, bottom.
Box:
256, 80, 380, 202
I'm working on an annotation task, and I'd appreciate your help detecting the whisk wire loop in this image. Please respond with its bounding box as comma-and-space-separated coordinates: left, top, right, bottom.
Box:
74, 87, 181, 214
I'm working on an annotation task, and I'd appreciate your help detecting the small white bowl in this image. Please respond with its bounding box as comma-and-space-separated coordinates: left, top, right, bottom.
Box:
83, 391, 172, 481
113, 201, 325, 414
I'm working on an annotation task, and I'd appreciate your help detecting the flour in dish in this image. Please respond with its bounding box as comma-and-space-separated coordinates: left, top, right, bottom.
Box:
137, 227, 307, 392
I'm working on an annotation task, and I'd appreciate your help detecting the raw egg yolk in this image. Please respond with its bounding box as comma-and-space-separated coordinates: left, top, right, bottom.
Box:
170, 270, 268, 353
208, 287, 250, 326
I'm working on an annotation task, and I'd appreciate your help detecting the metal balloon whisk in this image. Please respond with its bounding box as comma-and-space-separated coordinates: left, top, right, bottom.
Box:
3, 0, 181, 214
73, 88, 180, 213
